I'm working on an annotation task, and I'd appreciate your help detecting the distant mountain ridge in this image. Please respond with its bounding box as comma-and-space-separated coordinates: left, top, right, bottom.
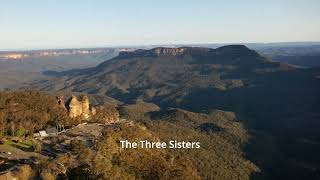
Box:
116, 45, 259, 59
96, 45, 287, 72
33, 45, 297, 105
29, 45, 320, 179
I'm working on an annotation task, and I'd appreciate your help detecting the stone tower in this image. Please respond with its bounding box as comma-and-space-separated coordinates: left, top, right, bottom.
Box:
68, 95, 83, 118
81, 95, 91, 119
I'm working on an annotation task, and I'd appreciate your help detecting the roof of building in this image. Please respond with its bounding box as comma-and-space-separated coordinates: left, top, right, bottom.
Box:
45, 127, 58, 134
39, 131, 48, 137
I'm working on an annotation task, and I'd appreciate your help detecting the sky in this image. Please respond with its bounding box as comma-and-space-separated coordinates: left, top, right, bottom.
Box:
0, 0, 319, 50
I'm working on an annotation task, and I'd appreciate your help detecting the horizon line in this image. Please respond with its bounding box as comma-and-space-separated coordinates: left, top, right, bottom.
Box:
1, 41, 320, 52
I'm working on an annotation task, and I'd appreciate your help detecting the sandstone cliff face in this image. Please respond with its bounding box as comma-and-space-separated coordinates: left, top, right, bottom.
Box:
117, 47, 190, 58
116, 47, 215, 59
68, 95, 83, 118
81, 95, 91, 119
59, 95, 119, 123
153, 47, 187, 56
91, 107, 97, 116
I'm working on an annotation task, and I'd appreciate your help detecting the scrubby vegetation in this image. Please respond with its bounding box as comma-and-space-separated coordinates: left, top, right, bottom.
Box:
91, 104, 120, 123
2, 78, 320, 180
0, 90, 260, 179
0, 90, 70, 137
3, 44, 320, 180
37, 123, 200, 179
120, 102, 259, 179
0, 91, 203, 179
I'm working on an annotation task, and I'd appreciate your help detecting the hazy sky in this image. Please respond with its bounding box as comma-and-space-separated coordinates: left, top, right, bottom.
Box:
0, 0, 319, 50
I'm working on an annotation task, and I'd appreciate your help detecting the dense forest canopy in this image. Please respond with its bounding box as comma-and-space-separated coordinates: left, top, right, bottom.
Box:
0, 90, 70, 136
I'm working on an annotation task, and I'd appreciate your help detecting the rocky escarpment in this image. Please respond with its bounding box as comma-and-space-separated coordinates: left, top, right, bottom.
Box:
57, 95, 119, 123
116, 45, 258, 59
66, 95, 91, 119
45, 45, 296, 106
80, 95, 91, 119
116, 47, 212, 58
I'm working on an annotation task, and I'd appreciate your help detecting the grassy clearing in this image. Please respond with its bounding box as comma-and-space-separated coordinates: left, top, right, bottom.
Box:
4, 139, 34, 151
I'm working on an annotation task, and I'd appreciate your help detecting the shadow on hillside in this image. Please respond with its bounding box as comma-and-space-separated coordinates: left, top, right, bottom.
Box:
173, 69, 320, 180
10, 143, 34, 152
42, 67, 97, 77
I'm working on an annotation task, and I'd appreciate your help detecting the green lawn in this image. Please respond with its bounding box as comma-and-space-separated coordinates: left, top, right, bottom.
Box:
4, 139, 34, 151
